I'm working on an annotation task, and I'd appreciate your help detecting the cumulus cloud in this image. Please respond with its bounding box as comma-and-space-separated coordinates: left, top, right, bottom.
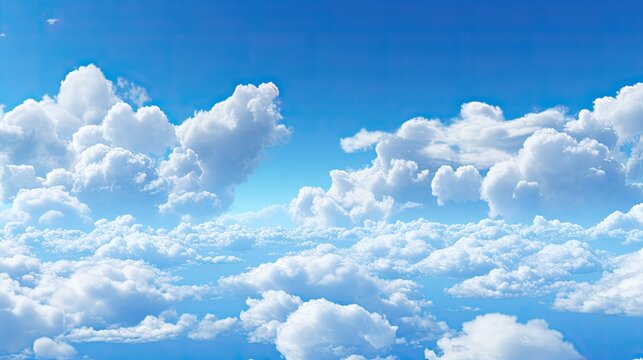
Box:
447, 240, 600, 298
102, 103, 176, 155
425, 313, 583, 360
239, 290, 303, 343
481, 129, 640, 223
275, 299, 397, 360
586, 83, 643, 143
289, 102, 559, 225
290, 158, 429, 227
591, 203, 643, 242
65, 311, 235, 343
340, 128, 388, 153
1, 187, 90, 227
187, 314, 237, 341
431, 165, 482, 205
219, 246, 447, 342
66, 312, 197, 343
32, 337, 75, 359
299, 83, 643, 225
56, 64, 118, 127
554, 248, 643, 316
0, 65, 291, 225
35, 258, 203, 327
0, 275, 65, 354
175, 82, 290, 198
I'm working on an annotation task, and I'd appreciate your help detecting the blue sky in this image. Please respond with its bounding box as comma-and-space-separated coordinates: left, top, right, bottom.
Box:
0, 1, 642, 360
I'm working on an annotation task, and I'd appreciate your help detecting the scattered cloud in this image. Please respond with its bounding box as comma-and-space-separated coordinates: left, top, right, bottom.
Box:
425, 313, 583, 360
275, 299, 397, 360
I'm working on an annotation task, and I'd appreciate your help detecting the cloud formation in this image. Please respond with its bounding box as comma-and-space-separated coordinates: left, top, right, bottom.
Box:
425, 313, 583, 360
0, 65, 290, 226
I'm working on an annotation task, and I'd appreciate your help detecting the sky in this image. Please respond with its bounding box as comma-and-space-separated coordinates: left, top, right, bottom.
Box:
0, 1, 642, 359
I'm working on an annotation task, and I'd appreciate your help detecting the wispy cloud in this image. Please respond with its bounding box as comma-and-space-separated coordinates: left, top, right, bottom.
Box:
0, 33, 6, 38
46, 18, 60, 25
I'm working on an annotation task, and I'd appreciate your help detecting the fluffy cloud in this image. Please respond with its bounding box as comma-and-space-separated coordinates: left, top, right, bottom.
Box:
66, 312, 196, 343
311, 83, 643, 225
554, 248, 643, 316
239, 290, 303, 343
425, 313, 582, 360
431, 165, 482, 205
65, 311, 235, 343
295, 102, 561, 225
220, 246, 447, 342
587, 83, 643, 142
220, 246, 418, 312
290, 158, 429, 227
481, 129, 640, 222
56, 64, 118, 126
447, 240, 600, 298
34, 259, 202, 327
102, 103, 176, 155
32, 337, 76, 359
175, 82, 290, 196
340, 128, 388, 153
591, 203, 643, 242
275, 299, 397, 360
0, 65, 291, 226
1, 187, 90, 227
0, 275, 65, 354
187, 314, 237, 341
0, 99, 73, 173
357, 104, 565, 169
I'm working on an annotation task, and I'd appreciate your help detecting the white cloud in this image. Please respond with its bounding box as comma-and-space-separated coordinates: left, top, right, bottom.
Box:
219, 246, 447, 341
66, 311, 236, 343
220, 246, 416, 311
102, 103, 176, 155
46, 18, 59, 25
34, 258, 203, 327
589, 83, 643, 142
591, 203, 643, 242
72, 144, 155, 192
447, 240, 600, 298
0, 99, 73, 173
0, 65, 291, 224
66, 312, 197, 343
56, 64, 118, 127
116, 77, 151, 108
187, 314, 237, 340
290, 158, 429, 227
176, 82, 290, 196
0, 275, 65, 354
1, 187, 90, 227
0, 164, 44, 202
415, 234, 542, 278
32, 337, 75, 359
425, 313, 582, 360
365, 103, 565, 170
481, 129, 640, 222
431, 165, 481, 206
239, 290, 303, 343
340, 128, 388, 153
554, 248, 643, 316
275, 299, 397, 360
